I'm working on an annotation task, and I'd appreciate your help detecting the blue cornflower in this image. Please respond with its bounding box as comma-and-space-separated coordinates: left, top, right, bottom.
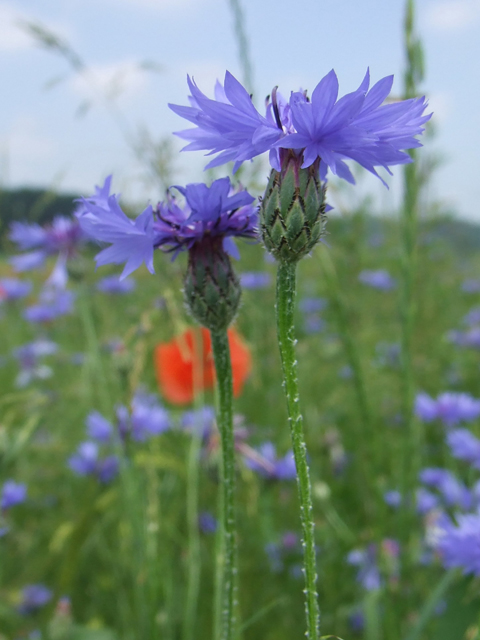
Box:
154, 177, 257, 259
346, 546, 381, 591
10, 216, 85, 288
77, 176, 257, 278
181, 406, 216, 440
198, 511, 217, 534
384, 490, 402, 508
1, 480, 27, 510
170, 69, 431, 185
463, 306, 480, 327
462, 279, 480, 294
115, 390, 170, 442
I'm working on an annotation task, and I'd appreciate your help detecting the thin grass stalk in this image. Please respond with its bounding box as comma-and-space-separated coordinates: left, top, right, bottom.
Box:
210, 329, 237, 640
399, 0, 424, 494
276, 260, 320, 640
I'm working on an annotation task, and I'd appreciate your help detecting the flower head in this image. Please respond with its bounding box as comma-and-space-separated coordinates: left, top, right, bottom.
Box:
435, 512, 480, 576
154, 327, 251, 404
0, 278, 32, 301
155, 177, 257, 259
358, 269, 396, 291
170, 69, 431, 185
10, 216, 85, 288
242, 441, 296, 480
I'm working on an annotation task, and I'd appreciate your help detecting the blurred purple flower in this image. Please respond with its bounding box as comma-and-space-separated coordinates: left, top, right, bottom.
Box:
462, 279, 480, 293
1, 480, 27, 510
13, 339, 58, 387
416, 488, 439, 515
10, 216, 85, 288
419, 468, 472, 510
198, 511, 217, 534
298, 297, 328, 314
435, 512, 480, 576
243, 441, 296, 480
447, 428, 480, 469
181, 406, 216, 440
115, 391, 170, 442
68, 441, 119, 484
0, 278, 32, 301
347, 545, 381, 591
463, 306, 480, 326
239, 271, 271, 289
358, 269, 396, 291
170, 69, 431, 184
23, 287, 75, 324
414, 391, 480, 427
384, 490, 402, 508
448, 327, 480, 349
86, 411, 113, 443
96, 275, 136, 294
18, 584, 52, 615
68, 441, 99, 476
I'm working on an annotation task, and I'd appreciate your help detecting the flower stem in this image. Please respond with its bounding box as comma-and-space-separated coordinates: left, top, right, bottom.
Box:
275, 260, 320, 640
210, 329, 237, 640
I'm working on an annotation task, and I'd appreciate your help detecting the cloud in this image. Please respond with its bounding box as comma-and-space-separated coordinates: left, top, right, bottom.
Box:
424, 0, 480, 32
69, 60, 149, 104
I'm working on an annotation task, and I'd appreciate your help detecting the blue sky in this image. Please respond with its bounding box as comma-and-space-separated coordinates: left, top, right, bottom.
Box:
1, 0, 478, 220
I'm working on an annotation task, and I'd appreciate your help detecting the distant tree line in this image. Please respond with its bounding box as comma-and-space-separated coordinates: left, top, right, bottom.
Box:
0, 187, 79, 240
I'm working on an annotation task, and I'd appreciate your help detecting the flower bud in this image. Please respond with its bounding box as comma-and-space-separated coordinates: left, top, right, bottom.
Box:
184, 236, 241, 332
260, 151, 327, 263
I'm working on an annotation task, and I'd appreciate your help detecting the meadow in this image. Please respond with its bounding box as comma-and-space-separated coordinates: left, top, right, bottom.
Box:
2, 1, 480, 639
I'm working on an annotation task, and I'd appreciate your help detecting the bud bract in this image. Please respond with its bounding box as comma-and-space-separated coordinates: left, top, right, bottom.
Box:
260, 152, 327, 263
184, 237, 241, 332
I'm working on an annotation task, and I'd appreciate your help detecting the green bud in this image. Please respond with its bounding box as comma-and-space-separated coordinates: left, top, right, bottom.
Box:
260, 151, 327, 263
184, 236, 241, 332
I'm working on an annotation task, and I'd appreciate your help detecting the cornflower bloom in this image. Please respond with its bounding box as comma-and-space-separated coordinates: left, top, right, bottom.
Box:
446, 428, 480, 469
170, 69, 431, 185
419, 468, 472, 510
239, 271, 271, 289
68, 441, 119, 484
347, 546, 381, 591
10, 216, 85, 288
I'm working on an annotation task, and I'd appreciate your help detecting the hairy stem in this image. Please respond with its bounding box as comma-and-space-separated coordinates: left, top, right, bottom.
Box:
276, 260, 320, 640
211, 329, 237, 640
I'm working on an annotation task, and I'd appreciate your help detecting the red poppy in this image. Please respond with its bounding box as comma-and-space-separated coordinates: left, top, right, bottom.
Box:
154, 327, 252, 405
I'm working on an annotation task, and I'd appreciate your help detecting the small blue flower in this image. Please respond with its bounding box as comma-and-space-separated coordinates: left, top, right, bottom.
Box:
239, 271, 271, 289
13, 339, 58, 388
446, 428, 480, 469
198, 511, 217, 534
1, 480, 27, 510
170, 69, 431, 184
23, 287, 75, 324
86, 411, 113, 443
10, 216, 85, 288
18, 584, 52, 615
384, 490, 402, 508
358, 269, 396, 291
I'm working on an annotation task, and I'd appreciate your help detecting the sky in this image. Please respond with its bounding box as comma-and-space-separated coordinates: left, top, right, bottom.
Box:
0, 0, 478, 220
